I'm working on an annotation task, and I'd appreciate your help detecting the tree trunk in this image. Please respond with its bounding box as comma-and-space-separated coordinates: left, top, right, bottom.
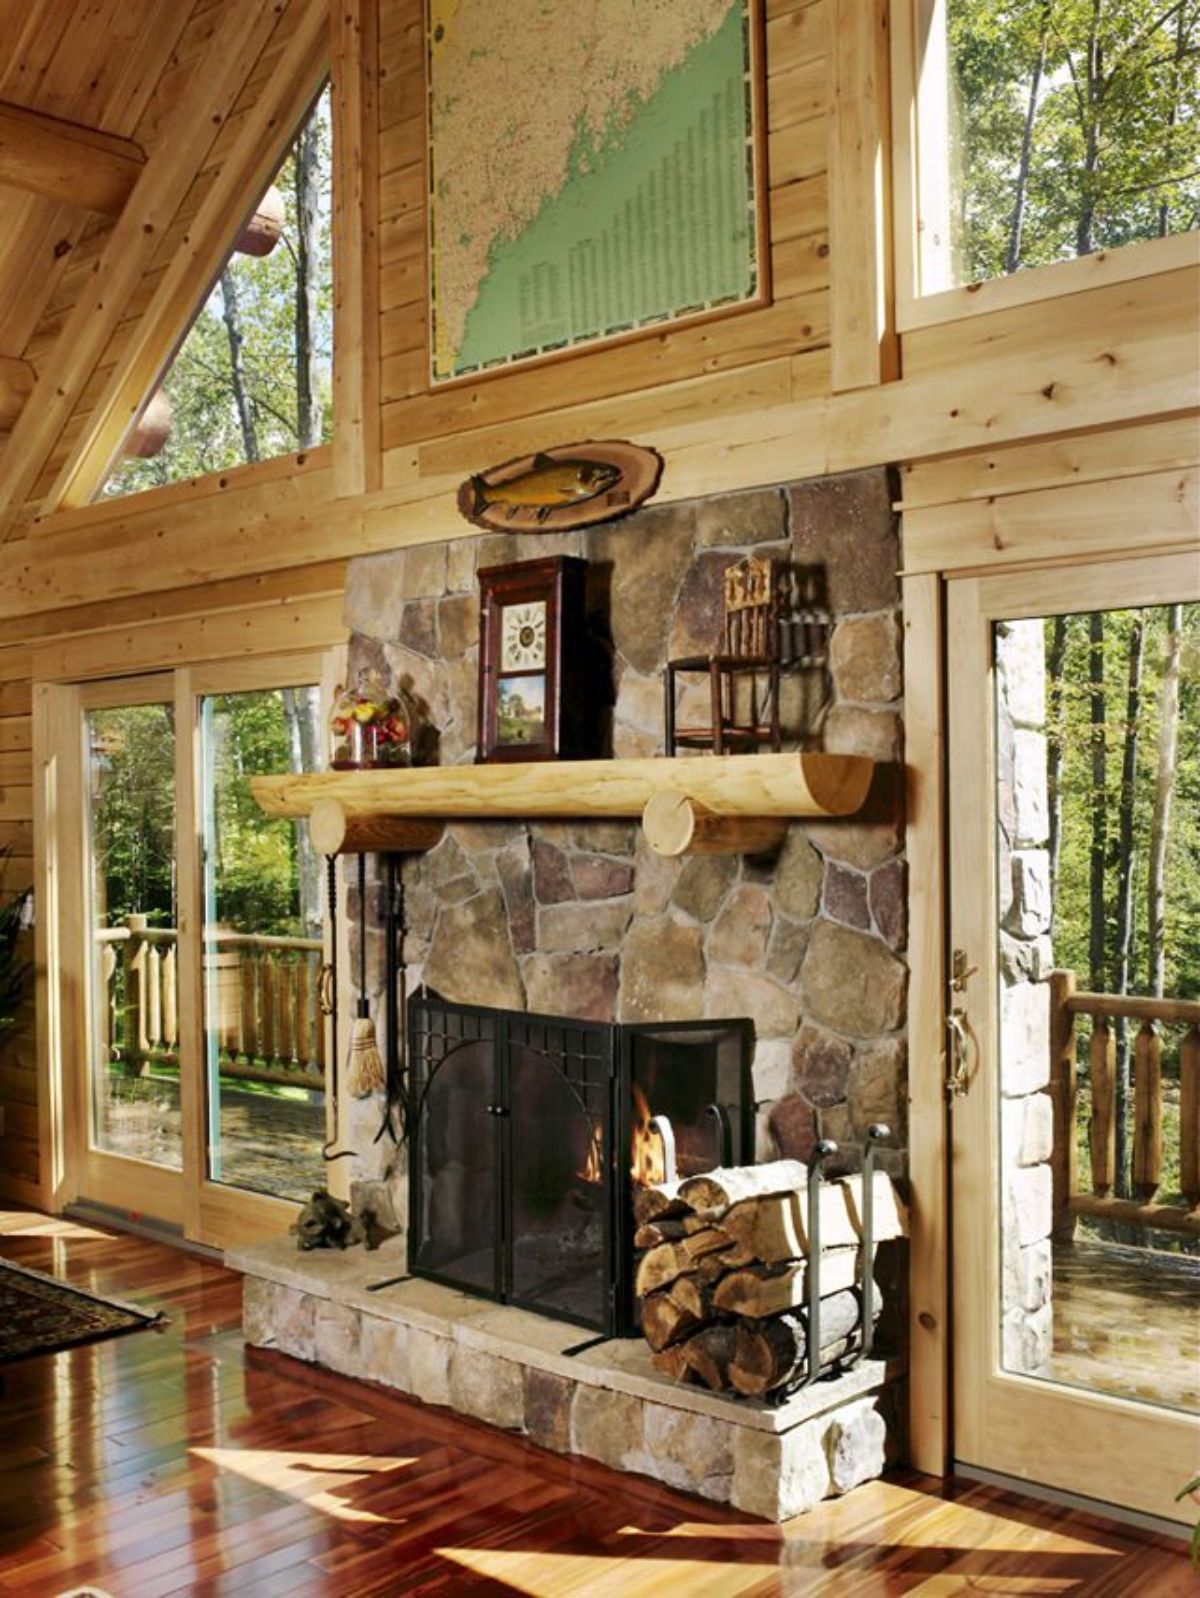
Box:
1158, 8, 1188, 237
281, 687, 319, 937
294, 113, 323, 449
1088, 610, 1108, 993
1111, 618, 1144, 1198
1005, 0, 1051, 274
220, 268, 259, 462
1074, 2, 1104, 258
1046, 614, 1070, 913
1147, 605, 1183, 996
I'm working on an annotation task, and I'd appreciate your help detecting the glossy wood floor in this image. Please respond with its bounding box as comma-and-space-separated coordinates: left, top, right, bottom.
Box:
0, 1208, 1191, 1597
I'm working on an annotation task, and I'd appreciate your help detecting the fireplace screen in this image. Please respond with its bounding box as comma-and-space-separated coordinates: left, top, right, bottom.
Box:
408, 994, 751, 1335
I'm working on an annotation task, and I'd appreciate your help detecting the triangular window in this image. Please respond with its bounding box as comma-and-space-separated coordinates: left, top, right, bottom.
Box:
100, 85, 332, 499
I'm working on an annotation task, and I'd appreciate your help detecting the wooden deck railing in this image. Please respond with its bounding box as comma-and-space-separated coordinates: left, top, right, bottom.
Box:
1049, 969, 1200, 1240
96, 915, 326, 1092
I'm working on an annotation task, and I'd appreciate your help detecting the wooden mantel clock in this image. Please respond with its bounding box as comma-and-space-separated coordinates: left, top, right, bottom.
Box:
476, 555, 593, 762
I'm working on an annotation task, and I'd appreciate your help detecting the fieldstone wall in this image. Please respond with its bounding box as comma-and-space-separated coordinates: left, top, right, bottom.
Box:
995, 620, 1055, 1374
340, 469, 908, 1215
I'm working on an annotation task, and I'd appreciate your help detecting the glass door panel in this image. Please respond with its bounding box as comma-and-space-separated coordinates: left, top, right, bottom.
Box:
948, 559, 1200, 1525
991, 604, 1200, 1417
85, 700, 181, 1171
199, 685, 325, 1202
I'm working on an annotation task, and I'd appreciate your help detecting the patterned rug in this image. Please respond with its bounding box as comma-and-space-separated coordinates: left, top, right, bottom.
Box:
0, 1256, 164, 1363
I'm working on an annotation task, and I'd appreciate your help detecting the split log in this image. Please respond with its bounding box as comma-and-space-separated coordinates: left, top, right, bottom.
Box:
634, 1228, 733, 1298
641, 1284, 703, 1352
633, 1181, 689, 1227
651, 1343, 694, 1381
683, 1323, 738, 1391
634, 1218, 688, 1250
718, 1173, 907, 1261
728, 1290, 862, 1396
679, 1159, 814, 1212
711, 1247, 859, 1317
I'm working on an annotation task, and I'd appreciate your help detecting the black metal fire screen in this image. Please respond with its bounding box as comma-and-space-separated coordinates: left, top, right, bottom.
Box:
408, 993, 752, 1336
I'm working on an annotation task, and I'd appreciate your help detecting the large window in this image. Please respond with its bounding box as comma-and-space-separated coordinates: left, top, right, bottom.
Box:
100, 86, 333, 499
900, 1, 1200, 310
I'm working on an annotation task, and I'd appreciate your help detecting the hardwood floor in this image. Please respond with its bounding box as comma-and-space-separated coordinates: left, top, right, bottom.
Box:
0, 1207, 1191, 1597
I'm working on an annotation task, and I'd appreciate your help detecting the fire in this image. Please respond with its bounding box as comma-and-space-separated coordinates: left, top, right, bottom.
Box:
579, 1118, 603, 1185
630, 1085, 667, 1187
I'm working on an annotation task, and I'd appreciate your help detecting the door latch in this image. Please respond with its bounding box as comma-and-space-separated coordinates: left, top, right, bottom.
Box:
945, 1007, 975, 1098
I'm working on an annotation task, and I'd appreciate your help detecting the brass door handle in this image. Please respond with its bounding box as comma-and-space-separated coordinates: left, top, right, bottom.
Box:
945, 1007, 975, 1098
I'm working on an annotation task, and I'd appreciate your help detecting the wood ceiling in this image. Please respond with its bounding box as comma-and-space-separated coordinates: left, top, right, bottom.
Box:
0, 0, 327, 539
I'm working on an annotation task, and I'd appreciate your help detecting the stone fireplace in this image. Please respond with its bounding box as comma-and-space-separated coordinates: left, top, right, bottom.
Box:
234, 466, 910, 1519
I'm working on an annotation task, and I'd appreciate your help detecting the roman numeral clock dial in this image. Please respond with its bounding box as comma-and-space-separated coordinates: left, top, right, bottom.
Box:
500, 602, 547, 671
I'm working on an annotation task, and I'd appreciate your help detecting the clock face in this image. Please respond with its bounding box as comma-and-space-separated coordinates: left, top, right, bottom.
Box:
500, 601, 547, 671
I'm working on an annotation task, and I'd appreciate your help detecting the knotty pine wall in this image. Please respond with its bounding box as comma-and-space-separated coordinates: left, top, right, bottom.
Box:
0, 0, 1195, 1207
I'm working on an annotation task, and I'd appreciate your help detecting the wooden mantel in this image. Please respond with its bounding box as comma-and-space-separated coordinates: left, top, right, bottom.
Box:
252, 752, 875, 855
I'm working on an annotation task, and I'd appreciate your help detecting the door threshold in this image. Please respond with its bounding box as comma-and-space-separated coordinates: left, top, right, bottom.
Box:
65, 1201, 223, 1263
954, 1461, 1191, 1542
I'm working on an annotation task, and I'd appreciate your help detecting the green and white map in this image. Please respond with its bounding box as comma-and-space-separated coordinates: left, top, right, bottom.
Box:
427, 0, 760, 385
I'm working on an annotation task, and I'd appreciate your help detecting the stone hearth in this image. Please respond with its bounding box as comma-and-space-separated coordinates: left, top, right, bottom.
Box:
234, 1236, 901, 1522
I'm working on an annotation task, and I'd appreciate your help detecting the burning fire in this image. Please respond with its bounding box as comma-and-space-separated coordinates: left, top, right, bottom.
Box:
579, 1119, 603, 1185
630, 1085, 667, 1187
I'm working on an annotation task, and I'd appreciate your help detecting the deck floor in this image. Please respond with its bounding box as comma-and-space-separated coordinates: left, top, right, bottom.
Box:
0, 1207, 1191, 1597
1046, 1237, 1200, 1414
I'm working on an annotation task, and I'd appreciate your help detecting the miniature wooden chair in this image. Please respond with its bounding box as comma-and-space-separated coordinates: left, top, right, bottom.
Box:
665, 554, 783, 756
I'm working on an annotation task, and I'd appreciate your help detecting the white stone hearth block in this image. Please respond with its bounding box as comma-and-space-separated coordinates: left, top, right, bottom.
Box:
1009, 1163, 1053, 1248
408, 1329, 453, 1407
242, 1276, 273, 1346
732, 1420, 830, 1521
450, 1348, 525, 1431
1011, 730, 1049, 846
997, 620, 1047, 730
1003, 1091, 1054, 1168
271, 1284, 316, 1362
315, 1300, 364, 1378
752, 1037, 792, 1102
633, 1406, 735, 1502
827, 1397, 888, 1495
1019, 1239, 1053, 1314
360, 1316, 411, 1392
571, 1385, 645, 1473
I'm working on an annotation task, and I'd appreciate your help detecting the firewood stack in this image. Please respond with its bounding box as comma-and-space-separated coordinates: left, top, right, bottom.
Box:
634, 1158, 907, 1398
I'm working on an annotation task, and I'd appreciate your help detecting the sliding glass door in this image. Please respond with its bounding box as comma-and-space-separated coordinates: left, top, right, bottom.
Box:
61, 654, 334, 1248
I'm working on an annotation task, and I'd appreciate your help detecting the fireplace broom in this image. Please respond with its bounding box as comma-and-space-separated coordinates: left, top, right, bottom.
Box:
347, 851, 386, 1098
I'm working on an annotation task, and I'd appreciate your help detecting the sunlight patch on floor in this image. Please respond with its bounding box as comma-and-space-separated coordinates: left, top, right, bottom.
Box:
435, 1546, 778, 1596
190, 1446, 417, 1525
0, 1211, 106, 1240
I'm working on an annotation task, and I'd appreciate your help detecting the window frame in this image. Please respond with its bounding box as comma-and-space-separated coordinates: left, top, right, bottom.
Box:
891, 0, 1200, 334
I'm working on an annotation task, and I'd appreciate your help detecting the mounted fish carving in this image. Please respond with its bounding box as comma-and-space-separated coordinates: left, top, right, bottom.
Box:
457, 439, 663, 533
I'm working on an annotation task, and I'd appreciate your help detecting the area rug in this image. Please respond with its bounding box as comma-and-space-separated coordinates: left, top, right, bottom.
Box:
0, 1256, 165, 1363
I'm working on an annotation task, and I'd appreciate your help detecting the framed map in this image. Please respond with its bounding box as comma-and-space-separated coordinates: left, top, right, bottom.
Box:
426, 0, 768, 387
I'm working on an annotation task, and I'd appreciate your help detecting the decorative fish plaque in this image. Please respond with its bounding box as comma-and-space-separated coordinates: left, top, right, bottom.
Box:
456, 439, 662, 533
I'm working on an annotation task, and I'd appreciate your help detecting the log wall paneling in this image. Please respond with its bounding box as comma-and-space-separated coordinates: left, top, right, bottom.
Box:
828, 0, 896, 391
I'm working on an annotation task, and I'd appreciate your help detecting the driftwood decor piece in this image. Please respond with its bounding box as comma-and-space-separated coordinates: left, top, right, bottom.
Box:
636, 1161, 907, 1398
456, 440, 662, 534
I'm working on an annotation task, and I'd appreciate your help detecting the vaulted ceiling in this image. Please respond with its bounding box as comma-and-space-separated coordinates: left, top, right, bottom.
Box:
0, 0, 328, 541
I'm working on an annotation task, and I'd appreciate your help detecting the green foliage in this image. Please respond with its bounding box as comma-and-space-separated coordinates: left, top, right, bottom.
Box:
102, 86, 333, 499
1049, 604, 1200, 1002
89, 703, 177, 926
948, 0, 1200, 281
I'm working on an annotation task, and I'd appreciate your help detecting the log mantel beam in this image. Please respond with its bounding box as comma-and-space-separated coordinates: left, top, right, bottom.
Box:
0, 101, 145, 217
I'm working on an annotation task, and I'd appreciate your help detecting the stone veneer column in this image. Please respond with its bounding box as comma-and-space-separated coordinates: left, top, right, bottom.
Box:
338, 469, 908, 1232
995, 620, 1055, 1374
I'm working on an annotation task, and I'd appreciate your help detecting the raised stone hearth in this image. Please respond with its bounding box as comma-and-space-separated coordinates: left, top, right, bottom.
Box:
233, 1236, 901, 1522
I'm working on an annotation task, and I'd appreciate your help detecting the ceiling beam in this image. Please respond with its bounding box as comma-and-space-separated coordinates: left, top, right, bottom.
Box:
0, 354, 34, 431
0, 101, 145, 218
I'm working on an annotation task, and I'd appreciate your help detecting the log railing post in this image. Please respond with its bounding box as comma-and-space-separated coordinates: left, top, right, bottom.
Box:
125, 912, 149, 1073
1181, 1023, 1200, 1214
1131, 1021, 1162, 1202
239, 948, 257, 1063
100, 940, 119, 1062
260, 953, 277, 1066
1089, 1015, 1116, 1196
1049, 969, 1078, 1240
162, 942, 178, 1058
146, 941, 162, 1053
